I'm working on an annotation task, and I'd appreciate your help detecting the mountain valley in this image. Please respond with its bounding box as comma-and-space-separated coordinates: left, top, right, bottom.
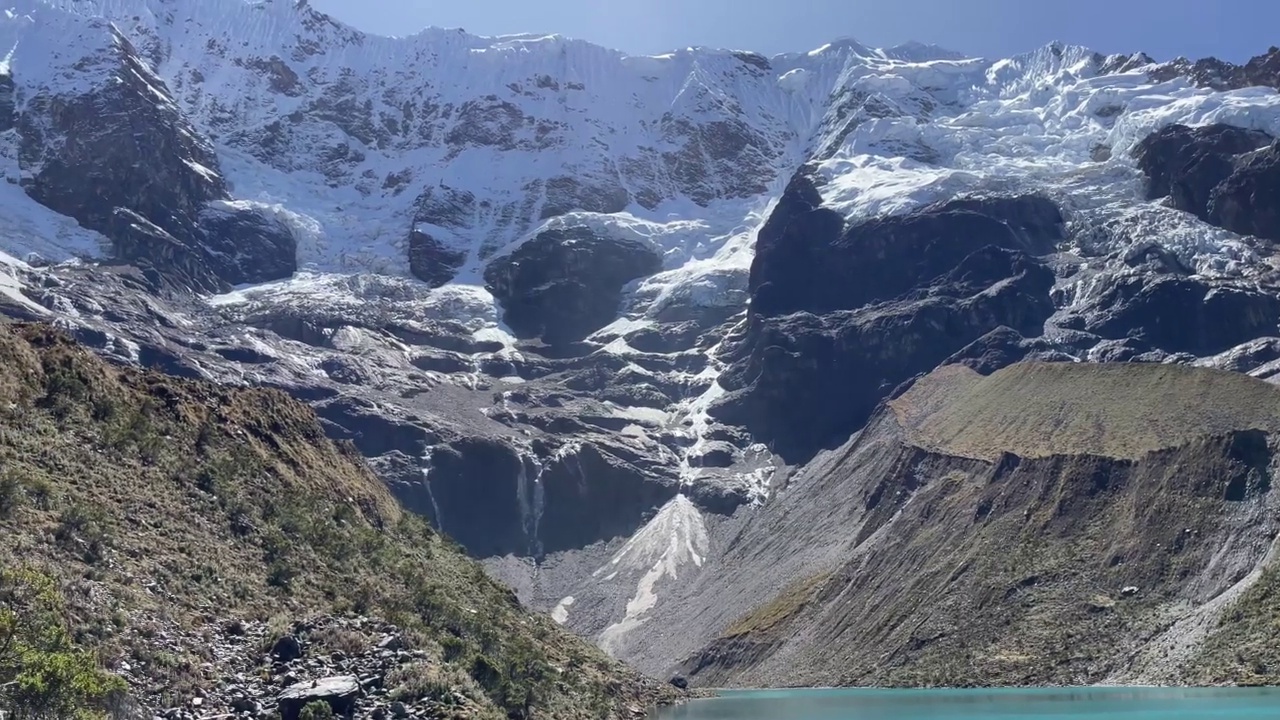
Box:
3, 0, 1280, 710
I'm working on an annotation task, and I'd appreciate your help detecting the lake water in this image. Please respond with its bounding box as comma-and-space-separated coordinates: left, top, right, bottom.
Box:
655, 687, 1280, 719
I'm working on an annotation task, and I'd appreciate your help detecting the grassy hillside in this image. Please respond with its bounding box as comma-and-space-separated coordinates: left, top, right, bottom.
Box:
892, 362, 1280, 460
0, 322, 678, 719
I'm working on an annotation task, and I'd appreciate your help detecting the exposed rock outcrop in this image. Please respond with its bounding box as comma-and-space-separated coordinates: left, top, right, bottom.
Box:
1080, 274, 1280, 356
711, 176, 1063, 462
406, 228, 467, 288
1150, 47, 1280, 92
15, 27, 300, 291
1135, 123, 1280, 242
17, 29, 232, 292
485, 226, 663, 346
198, 204, 298, 285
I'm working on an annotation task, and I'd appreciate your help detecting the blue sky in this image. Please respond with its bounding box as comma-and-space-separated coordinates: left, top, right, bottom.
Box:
308, 0, 1278, 62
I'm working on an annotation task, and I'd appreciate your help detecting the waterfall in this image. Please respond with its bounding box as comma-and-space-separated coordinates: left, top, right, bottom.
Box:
420, 448, 444, 533
516, 450, 546, 558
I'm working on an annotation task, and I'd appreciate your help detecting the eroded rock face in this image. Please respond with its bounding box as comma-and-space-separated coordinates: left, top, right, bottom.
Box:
1134, 123, 1280, 241
712, 176, 1062, 462
748, 176, 1063, 316
407, 229, 467, 287
674, 364, 1280, 689
17, 31, 232, 292
484, 226, 663, 346
1150, 47, 1280, 91
1081, 274, 1280, 356
14, 28, 303, 292
198, 205, 298, 285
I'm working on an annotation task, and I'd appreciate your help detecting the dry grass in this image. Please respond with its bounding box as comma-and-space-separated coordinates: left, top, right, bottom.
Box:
891, 362, 1280, 461
723, 573, 833, 638
0, 322, 673, 718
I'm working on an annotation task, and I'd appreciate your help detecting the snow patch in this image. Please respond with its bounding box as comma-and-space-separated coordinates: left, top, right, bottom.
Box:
550, 596, 574, 624
0, 250, 45, 314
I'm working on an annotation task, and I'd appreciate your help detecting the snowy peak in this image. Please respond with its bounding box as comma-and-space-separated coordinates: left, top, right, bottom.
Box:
4, 0, 1280, 300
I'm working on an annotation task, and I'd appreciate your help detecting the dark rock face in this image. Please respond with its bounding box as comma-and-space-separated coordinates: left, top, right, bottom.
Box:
659, 117, 777, 205
540, 175, 630, 219
407, 229, 467, 287
485, 226, 663, 345
393, 437, 679, 558
1150, 47, 1280, 92
198, 205, 298, 285
1081, 275, 1280, 356
1134, 123, 1280, 241
712, 175, 1062, 462
419, 437, 529, 558
689, 441, 738, 469
17, 31, 234, 292
944, 327, 1076, 375
749, 176, 1063, 316
0, 70, 15, 132
539, 442, 680, 554
15, 30, 301, 292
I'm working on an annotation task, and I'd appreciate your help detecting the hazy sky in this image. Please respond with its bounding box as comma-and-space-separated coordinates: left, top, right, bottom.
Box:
308, 0, 1278, 62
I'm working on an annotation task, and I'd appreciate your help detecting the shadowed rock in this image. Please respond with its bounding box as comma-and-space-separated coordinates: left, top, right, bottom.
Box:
711, 174, 1062, 462
485, 226, 662, 346
1135, 123, 1280, 241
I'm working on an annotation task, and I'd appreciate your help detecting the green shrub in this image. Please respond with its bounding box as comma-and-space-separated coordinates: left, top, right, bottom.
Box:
0, 566, 126, 719
54, 505, 110, 564
0, 470, 22, 518
298, 700, 335, 720
388, 661, 484, 706
23, 476, 55, 511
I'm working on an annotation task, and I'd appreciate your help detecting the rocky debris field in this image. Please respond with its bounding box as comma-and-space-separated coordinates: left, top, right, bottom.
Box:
139, 615, 505, 720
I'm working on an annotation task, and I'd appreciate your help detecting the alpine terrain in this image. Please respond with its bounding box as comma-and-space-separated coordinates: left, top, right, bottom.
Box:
4, 0, 1280, 706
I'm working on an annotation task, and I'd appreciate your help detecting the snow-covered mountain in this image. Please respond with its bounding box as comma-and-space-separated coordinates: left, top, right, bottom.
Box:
4, 0, 1280, 684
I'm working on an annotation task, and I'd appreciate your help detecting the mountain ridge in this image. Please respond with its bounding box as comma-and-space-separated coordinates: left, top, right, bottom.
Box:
5, 0, 1280, 697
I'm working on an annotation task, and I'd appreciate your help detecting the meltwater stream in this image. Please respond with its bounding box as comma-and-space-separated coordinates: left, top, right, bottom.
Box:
655, 687, 1280, 719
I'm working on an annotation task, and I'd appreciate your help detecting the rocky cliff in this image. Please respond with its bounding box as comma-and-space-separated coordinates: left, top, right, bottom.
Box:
3, 0, 1280, 691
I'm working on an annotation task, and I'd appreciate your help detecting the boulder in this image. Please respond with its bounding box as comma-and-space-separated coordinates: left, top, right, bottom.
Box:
277, 676, 360, 720
271, 634, 304, 663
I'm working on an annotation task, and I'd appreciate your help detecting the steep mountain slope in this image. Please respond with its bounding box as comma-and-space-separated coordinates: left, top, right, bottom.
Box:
3, 0, 1280, 686
0, 321, 681, 718
676, 362, 1280, 687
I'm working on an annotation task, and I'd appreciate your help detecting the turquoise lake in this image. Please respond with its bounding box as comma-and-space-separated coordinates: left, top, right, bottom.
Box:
655, 687, 1280, 719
